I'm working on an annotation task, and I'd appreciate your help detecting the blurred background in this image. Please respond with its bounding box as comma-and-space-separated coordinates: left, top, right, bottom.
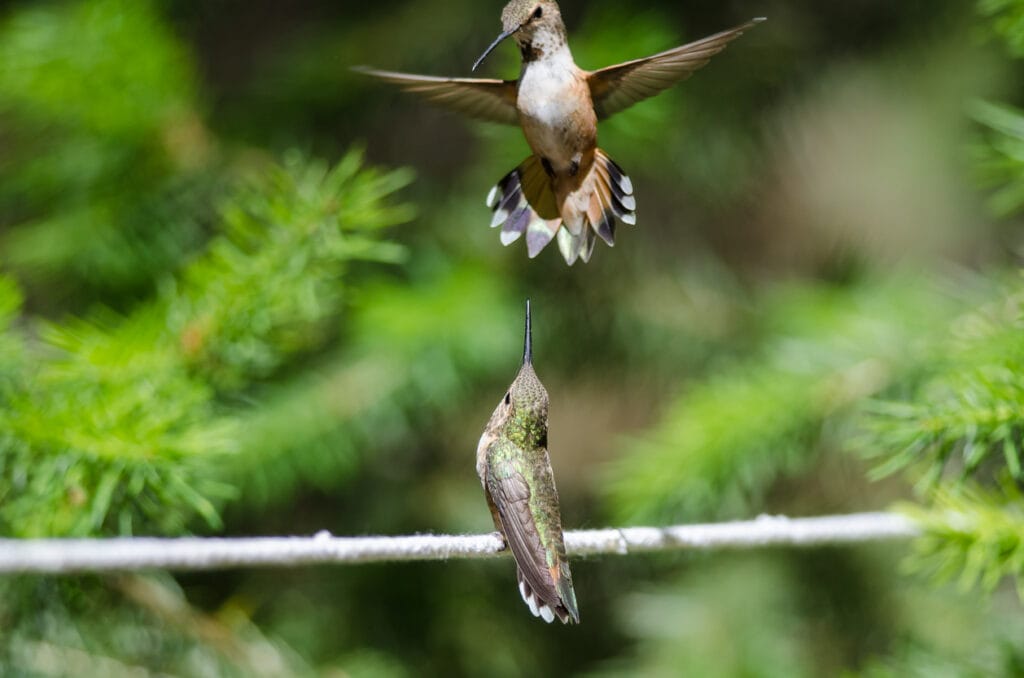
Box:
1, 0, 1023, 675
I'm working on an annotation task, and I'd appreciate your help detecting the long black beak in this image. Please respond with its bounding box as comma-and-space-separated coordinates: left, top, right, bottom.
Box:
523, 299, 533, 366
473, 28, 515, 72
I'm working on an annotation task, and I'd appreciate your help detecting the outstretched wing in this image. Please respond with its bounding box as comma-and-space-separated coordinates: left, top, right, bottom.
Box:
485, 457, 578, 624
353, 67, 519, 125
587, 18, 764, 120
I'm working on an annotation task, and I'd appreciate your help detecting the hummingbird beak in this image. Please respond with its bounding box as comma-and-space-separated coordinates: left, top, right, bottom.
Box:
473, 28, 515, 72
523, 299, 533, 366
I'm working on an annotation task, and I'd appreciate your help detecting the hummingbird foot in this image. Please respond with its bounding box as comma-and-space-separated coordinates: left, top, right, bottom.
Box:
492, 531, 509, 552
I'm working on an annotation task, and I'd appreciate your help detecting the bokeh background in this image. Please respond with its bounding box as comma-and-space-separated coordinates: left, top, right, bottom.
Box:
1, 0, 1023, 675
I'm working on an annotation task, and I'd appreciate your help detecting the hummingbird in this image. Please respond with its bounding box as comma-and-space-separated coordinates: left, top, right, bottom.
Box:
476, 300, 578, 624
356, 2, 764, 265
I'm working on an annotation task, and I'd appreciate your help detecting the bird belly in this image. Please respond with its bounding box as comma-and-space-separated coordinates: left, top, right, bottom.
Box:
517, 65, 596, 172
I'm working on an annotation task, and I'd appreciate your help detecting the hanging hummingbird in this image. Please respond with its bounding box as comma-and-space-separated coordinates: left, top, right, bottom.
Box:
356, 2, 763, 265
476, 300, 578, 623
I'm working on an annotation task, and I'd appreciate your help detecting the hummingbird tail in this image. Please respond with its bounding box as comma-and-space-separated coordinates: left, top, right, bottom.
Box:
487, 157, 561, 258
556, 149, 636, 265
486, 150, 635, 265
517, 567, 578, 625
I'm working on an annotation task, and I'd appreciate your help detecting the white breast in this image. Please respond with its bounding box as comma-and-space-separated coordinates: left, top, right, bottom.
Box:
519, 58, 576, 121
517, 49, 586, 167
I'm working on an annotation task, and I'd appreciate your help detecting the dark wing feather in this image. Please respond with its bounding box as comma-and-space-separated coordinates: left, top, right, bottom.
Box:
588, 18, 764, 120
353, 67, 519, 125
485, 463, 564, 610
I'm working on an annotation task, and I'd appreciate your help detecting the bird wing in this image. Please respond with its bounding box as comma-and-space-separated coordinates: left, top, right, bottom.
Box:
587, 18, 764, 120
353, 67, 519, 125
485, 455, 578, 623
486, 461, 560, 605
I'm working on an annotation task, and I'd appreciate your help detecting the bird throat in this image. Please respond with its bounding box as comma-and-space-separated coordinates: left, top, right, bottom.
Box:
518, 27, 567, 65
520, 41, 540, 62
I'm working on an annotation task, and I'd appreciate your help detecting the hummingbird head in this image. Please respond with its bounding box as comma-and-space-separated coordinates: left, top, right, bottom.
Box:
489, 300, 549, 447
500, 0, 563, 35
473, 0, 565, 72
507, 361, 548, 429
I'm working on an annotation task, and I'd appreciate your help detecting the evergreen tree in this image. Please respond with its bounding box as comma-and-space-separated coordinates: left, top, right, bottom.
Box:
1, 0, 1022, 675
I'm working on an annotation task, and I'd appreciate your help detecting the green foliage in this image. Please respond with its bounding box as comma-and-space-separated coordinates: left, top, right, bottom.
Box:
0, 0, 215, 296
0, 0, 1022, 675
0, 279, 25, 537
2, 308, 233, 536
604, 279, 961, 523
606, 362, 818, 523
592, 557, 808, 677
972, 0, 1024, 217
863, 281, 1024, 487
861, 3, 1024, 586
0, 0, 195, 136
978, 0, 1024, 56
0, 573, 312, 676
849, 576, 1024, 677
0, 276, 23, 389
227, 263, 518, 507
0, 151, 412, 537
856, 281, 1024, 601
900, 485, 1024, 598
169, 151, 412, 390
970, 100, 1024, 217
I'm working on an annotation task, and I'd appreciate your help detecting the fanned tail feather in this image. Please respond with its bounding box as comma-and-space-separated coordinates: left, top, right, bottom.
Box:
596, 150, 637, 227
487, 158, 561, 258
487, 149, 635, 265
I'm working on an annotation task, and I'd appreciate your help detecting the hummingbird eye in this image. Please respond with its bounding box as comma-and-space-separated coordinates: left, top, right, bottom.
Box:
504, 392, 512, 406
532, 6, 543, 19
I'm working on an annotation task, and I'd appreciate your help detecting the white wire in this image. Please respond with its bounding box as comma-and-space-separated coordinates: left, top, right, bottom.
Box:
0, 512, 919, 574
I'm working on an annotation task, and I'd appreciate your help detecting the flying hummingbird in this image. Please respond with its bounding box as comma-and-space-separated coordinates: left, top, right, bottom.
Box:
356, 2, 763, 265
476, 300, 578, 623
